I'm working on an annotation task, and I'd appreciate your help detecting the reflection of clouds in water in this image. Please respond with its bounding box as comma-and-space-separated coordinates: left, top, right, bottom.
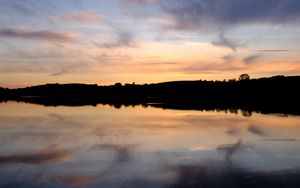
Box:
0, 114, 45, 125
0, 103, 300, 187
224, 124, 268, 138
90, 144, 135, 163
0, 147, 71, 166
172, 115, 247, 126
167, 162, 300, 188
53, 176, 97, 187
0, 128, 89, 149
47, 113, 87, 127
189, 146, 208, 151
0, 113, 87, 128
217, 140, 254, 163
0, 113, 118, 149
225, 127, 240, 136
92, 127, 131, 139
262, 139, 297, 142
248, 125, 268, 137
84, 143, 137, 183
0, 181, 39, 188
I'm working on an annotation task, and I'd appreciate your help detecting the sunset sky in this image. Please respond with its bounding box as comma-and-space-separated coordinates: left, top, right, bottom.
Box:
0, 0, 300, 88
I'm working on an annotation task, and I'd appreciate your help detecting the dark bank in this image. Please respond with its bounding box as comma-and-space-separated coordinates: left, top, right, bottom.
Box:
1, 75, 299, 115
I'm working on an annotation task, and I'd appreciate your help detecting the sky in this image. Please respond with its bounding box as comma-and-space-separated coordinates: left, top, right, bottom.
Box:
0, 0, 300, 88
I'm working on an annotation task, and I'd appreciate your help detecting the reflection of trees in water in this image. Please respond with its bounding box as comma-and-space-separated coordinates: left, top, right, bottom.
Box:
223, 109, 252, 117
241, 110, 252, 117
1, 98, 298, 116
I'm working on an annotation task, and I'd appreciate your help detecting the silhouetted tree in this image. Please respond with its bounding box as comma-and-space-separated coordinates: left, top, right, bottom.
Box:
239, 74, 250, 81
114, 82, 122, 87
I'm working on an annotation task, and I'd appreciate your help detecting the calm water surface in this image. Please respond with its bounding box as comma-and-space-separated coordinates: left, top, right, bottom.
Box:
0, 102, 300, 188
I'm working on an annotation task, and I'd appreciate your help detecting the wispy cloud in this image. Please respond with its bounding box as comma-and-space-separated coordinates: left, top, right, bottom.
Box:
93, 30, 135, 49
212, 33, 241, 51
221, 54, 236, 62
95, 52, 132, 64
182, 62, 245, 74
0, 28, 77, 43
59, 11, 104, 23
124, 0, 155, 5
243, 54, 262, 64
254, 49, 289, 52
1, 46, 70, 59
49, 70, 70, 77
0, 0, 57, 18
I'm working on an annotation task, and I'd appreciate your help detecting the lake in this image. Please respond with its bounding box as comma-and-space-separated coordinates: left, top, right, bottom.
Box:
0, 102, 300, 188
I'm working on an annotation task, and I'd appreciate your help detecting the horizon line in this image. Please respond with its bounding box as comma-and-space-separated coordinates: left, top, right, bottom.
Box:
1, 74, 299, 89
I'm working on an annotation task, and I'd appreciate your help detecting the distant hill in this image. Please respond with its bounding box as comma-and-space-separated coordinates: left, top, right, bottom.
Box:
0, 75, 300, 115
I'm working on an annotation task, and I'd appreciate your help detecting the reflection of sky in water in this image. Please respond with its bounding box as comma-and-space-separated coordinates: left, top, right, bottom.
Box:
0, 102, 300, 187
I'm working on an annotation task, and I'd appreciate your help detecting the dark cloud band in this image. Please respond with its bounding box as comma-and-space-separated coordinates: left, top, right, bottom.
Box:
162, 0, 300, 30
0, 28, 77, 43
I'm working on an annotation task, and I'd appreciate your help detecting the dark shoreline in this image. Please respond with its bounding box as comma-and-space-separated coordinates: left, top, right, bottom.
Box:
1, 75, 300, 115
